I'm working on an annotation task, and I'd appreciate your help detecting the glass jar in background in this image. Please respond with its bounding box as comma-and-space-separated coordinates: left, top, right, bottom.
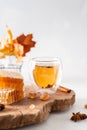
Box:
30, 57, 62, 93
0, 56, 22, 73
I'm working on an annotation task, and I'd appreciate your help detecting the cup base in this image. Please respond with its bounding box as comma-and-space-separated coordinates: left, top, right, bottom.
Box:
36, 86, 58, 94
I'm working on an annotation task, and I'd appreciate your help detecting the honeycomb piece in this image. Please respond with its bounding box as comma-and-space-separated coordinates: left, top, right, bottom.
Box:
0, 70, 24, 102
28, 92, 37, 99
0, 88, 16, 104
29, 104, 35, 109
40, 92, 49, 101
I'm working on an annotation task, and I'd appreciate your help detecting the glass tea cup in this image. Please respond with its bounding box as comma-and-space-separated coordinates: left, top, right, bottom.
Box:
30, 57, 62, 93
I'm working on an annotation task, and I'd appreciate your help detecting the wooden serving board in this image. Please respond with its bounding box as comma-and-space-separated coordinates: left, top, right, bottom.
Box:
0, 86, 75, 130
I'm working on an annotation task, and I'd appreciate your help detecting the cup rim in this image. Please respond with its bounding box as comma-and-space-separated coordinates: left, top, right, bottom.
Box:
31, 57, 61, 63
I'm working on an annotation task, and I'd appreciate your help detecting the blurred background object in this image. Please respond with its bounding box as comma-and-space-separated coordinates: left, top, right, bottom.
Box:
0, 0, 87, 86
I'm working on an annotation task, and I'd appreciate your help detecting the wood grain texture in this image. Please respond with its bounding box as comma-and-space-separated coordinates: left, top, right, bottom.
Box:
0, 86, 75, 129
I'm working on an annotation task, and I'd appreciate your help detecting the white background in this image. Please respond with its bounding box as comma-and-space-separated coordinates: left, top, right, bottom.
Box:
0, 0, 87, 130
0, 0, 87, 82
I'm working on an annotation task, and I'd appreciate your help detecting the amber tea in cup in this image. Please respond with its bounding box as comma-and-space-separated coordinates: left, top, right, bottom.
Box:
31, 57, 62, 93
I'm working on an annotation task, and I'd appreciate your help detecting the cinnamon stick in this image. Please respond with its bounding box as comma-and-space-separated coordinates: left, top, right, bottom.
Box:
58, 86, 71, 93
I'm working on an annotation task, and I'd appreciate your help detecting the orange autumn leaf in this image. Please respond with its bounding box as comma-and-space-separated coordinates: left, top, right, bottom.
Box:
16, 34, 26, 44
16, 34, 36, 56
23, 34, 33, 45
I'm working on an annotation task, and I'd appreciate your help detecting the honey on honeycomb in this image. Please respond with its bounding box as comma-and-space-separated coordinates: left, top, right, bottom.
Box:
0, 70, 24, 104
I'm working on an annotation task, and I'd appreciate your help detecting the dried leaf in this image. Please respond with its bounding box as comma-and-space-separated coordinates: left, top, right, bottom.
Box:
23, 34, 33, 45
0, 26, 36, 61
16, 34, 26, 44
0, 52, 5, 58
16, 34, 36, 57
14, 43, 24, 56
6, 25, 13, 44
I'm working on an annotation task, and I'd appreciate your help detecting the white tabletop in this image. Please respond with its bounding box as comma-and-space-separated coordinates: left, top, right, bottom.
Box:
14, 79, 87, 130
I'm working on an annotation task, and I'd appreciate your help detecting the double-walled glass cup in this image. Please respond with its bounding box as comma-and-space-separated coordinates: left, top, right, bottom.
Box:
30, 57, 62, 93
